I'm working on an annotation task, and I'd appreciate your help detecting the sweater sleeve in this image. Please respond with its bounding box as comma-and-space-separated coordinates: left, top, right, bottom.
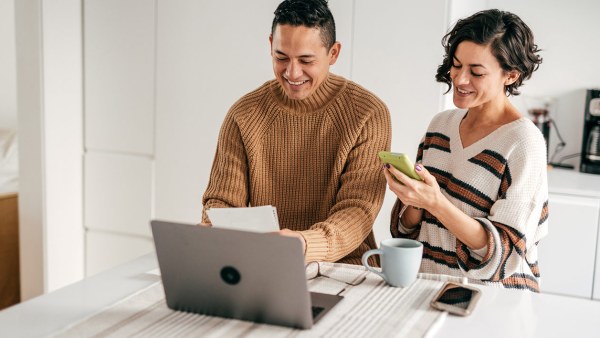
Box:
201, 110, 249, 224
299, 102, 392, 262
454, 137, 549, 283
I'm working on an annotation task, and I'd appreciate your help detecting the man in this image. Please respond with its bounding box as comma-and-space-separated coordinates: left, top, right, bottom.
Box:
202, 0, 391, 265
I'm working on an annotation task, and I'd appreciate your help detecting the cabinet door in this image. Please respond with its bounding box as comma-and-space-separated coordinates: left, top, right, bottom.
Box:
538, 193, 600, 298
86, 230, 153, 276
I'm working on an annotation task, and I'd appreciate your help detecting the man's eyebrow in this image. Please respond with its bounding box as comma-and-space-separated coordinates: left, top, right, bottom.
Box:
274, 49, 316, 58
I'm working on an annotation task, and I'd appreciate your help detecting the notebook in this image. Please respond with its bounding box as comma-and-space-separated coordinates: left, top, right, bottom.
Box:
150, 220, 343, 329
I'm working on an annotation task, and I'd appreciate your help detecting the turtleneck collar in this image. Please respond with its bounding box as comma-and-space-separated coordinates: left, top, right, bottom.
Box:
270, 73, 348, 114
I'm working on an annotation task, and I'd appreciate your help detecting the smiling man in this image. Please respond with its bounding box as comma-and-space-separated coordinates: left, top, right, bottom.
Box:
202, 0, 391, 265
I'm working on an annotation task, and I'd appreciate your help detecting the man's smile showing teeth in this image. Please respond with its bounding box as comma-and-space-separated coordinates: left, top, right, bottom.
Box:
286, 79, 308, 86
457, 88, 472, 94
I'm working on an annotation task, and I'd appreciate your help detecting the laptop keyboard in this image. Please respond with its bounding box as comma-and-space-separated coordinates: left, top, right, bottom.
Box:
311, 306, 325, 318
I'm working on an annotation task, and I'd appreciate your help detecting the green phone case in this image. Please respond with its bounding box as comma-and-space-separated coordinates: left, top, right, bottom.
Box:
378, 151, 422, 181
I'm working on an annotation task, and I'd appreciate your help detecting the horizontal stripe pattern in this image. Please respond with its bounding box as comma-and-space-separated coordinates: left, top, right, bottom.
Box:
423, 132, 451, 153
429, 167, 494, 213
468, 150, 507, 179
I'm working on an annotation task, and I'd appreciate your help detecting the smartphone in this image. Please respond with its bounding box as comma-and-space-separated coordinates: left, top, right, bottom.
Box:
378, 151, 422, 181
430, 282, 481, 316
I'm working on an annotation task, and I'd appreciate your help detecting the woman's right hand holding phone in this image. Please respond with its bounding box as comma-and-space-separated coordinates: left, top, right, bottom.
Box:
383, 162, 443, 228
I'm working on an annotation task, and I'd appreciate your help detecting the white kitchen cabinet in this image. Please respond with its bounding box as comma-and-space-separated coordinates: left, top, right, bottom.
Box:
541, 169, 600, 300
86, 230, 154, 276
538, 193, 599, 298
595, 216, 600, 301
84, 152, 153, 237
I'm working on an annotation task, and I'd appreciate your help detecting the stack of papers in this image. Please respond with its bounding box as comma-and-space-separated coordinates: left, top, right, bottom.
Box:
206, 205, 280, 233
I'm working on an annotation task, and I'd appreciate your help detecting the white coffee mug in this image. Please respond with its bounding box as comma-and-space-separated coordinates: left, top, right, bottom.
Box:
362, 238, 423, 287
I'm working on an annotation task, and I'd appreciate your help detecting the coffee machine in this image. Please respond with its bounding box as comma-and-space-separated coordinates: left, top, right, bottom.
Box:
580, 89, 600, 174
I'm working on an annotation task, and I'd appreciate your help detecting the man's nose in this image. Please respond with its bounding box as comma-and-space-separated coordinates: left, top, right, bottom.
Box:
285, 61, 302, 80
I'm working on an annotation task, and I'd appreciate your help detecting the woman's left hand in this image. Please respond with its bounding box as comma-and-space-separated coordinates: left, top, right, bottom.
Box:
383, 163, 443, 211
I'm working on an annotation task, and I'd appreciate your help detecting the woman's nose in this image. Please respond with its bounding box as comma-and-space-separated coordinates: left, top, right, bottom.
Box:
453, 68, 469, 85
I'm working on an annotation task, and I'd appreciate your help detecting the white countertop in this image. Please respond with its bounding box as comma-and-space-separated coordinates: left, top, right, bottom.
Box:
548, 168, 600, 198
0, 253, 160, 338
1, 253, 600, 337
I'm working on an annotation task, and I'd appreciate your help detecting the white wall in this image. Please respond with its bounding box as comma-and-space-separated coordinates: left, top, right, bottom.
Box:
15, 0, 84, 299
154, 0, 279, 225
0, 0, 17, 130
352, 1, 448, 242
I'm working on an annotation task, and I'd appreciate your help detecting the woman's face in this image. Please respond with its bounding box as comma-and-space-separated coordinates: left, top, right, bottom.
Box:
449, 41, 517, 110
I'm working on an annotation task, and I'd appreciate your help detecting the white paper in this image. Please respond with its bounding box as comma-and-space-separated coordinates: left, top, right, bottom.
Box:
207, 205, 280, 233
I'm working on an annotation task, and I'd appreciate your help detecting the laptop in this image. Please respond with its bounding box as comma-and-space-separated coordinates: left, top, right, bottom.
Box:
150, 220, 343, 329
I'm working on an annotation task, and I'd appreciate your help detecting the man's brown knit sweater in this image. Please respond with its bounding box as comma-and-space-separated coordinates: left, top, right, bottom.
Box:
202, 73, 391, 265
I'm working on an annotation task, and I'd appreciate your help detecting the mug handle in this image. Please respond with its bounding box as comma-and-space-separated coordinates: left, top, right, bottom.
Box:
362, 249, 385, 280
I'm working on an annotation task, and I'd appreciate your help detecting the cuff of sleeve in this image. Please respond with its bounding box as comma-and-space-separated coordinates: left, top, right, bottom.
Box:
468, 245, 488, 260
201, 208, 211, 225
298, 229, 329, 262
456, 218, 500, 279
202, 201, 229, 225
398, 219, 418, 235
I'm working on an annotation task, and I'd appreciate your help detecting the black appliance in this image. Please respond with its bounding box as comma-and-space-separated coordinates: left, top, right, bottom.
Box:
528, 107, 551, 159
580, 89, 600, 174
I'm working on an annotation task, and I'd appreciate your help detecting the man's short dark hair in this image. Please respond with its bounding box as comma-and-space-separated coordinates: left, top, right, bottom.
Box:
436, 9, 543, 96
271, 0, 336, 50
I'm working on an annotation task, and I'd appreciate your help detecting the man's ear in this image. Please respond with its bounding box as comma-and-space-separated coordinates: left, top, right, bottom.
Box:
269, 34, 273, 56
328, 41, 341, 65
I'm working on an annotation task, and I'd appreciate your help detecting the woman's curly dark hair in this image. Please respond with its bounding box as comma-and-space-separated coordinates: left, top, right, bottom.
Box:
436, 9, 542, 96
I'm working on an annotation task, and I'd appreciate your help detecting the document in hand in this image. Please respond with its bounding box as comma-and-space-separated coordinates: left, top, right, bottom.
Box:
206, 205, 280, 233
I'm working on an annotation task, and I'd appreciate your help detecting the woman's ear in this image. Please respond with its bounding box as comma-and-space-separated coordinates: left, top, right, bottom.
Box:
505, 71, 521, 86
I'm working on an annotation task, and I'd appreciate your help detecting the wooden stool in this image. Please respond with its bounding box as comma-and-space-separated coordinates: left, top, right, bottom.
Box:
0, 192, 20, 310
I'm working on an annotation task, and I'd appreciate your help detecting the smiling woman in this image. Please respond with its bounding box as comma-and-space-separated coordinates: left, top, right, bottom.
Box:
386, 9, 548, 292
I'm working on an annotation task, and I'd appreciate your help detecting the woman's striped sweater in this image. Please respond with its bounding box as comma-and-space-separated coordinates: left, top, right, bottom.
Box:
391, 109, 549, 292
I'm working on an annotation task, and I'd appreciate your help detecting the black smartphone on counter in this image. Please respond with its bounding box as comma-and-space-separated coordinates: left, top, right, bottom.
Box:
430, 282, 481, 316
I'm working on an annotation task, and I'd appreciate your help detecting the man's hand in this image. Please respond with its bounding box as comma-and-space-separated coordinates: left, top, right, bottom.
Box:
277, 229, 307, 254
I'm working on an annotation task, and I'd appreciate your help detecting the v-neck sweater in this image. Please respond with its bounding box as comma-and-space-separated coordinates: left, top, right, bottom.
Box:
391, 109, 549, 292
202, 74, 391, 265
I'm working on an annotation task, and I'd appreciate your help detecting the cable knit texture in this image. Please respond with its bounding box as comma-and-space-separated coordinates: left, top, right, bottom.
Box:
202, 74, 391, 265
391, 109, 549, 292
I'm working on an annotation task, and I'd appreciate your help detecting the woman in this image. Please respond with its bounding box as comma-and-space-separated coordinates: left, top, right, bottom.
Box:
384, 9, 547, 292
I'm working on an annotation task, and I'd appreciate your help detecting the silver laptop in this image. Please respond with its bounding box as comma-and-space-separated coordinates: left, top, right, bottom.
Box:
150, 220, 343, 329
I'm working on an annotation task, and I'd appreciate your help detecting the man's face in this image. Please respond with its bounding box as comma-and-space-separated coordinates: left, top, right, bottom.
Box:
270, 24, 340, 100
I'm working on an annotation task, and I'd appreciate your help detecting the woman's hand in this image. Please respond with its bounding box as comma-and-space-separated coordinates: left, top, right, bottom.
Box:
383, 163, 443, 211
